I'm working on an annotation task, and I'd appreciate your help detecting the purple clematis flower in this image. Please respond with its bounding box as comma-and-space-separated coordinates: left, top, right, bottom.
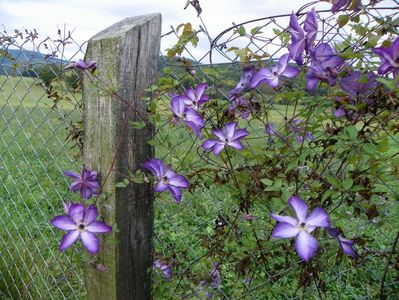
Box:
288, 9, 318, 65
142, 158, 189, 203
153, 259, 173, 280
334, 107, 346, 117
249, 54, 300, 88
290, 118, 314, 143
202, 122, 249, 156
64, 59, 97, 72
63, 164, 100, 199
265, 122, 277, 136
200, 262, 222, 299
51, 203, 112, 254
271, 195, 330, 261
174, 83, 210, 110
326, 227, 356, 258
229, 65, 256, 99
373, 37, 399, 79
171, 95, 205, 139
340, 71, 377, 100
331, 0, 361, 13
306, 43, 343, 91
227, 96, 251, 119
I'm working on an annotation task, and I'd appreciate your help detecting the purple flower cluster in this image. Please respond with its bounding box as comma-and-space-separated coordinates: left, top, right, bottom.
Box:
171, 83, 209, 139
271, 196, 355, 261
290, 118, 314, 143
52, 165, 112, 255
153, 259, 173, 280
142, 158, 189, 203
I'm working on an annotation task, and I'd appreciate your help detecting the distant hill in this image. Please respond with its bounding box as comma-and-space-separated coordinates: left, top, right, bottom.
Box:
0, 49, 64, 76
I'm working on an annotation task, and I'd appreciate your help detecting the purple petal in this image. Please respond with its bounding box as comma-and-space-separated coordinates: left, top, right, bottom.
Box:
69, 204, 85, 224
306, 207, 330, 228
171, 96, 186, 118
142, 158, 165, 178
272, 223, 300, 238
51, 215, 77, 230
306, 74, 319, 92
86, 221, 112, 233
228, 139, 244, 150
168, 186, 183, 203
202, 139, 217, 150
270, 213, 297, 226
196, 83, 208, 99
288, 41, 306, 65
80, 231, 100, 254
224, 122, 237, 141
213, 142, 226, 156
289, 196, 308, 223
232, 128, 249, 140
340, 238, 356, 258
70, 181, 82, 192
282, 65, 300, 78
249, 68, 274, 88
212, 128, 226, 141
295, 231, 318, 261
266, 76, 279, 88
168, 175, 189, 188
277, 54, 290, 74
154, 180, 169, 192
59, 230, 80, 252
63, 170, 81, 180
84, 205, 98, 224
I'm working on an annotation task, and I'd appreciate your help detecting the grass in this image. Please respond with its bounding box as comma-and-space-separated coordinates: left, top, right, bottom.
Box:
1, 74, 398, 299
0, 75, 86, 299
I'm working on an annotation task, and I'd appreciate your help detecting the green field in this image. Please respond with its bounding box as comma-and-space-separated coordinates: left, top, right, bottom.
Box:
1, 74, 399, 299
0, 75, 85, 299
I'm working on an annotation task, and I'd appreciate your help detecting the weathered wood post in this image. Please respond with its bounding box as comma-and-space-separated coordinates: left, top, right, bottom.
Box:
82, 14, 161, 299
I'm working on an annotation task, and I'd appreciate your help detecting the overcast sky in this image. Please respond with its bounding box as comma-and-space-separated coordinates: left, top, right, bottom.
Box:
0, 0, 331, 61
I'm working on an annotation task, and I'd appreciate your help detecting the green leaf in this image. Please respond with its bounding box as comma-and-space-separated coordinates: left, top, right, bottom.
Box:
238, 25, 246, 36
130, 120, 146, 129
363, 143, 377, 155
325, 175, 342, 189
115, 178, 129, 188
343, 178, 353, 190
345, 125, 358, 140
338, 15, 350, 28
250, 26, 263, 35
322, 189, 335, 202
260, 178, 273, 186
378, 137, 389, 153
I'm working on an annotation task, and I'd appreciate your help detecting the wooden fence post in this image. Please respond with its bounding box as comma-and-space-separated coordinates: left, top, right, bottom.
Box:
82, 14, 161, 299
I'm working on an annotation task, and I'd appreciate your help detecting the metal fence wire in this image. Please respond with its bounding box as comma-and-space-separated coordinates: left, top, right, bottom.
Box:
0, 1, 399, 299
0, 29, 86, 299
153, 1, 399, 299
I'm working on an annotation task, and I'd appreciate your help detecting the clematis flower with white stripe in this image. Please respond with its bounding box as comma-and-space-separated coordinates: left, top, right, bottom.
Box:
271, 195, 330, 261
202, 122, 249, 156
51, 203, 112, 254
249, 54, 300, 89
142, 158, 189, 203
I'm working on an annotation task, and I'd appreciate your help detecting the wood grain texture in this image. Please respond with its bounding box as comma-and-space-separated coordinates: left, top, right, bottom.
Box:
82, 14, 161, 300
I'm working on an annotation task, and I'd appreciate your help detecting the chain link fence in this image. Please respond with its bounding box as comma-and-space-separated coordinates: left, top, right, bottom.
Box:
1, 1, 399, 299
0, 29, 86, 299
153, 1, 399, 299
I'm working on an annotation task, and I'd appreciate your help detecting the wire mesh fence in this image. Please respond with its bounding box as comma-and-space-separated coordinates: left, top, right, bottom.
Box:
153, 1, 399, 299
0, 0, 399, 299
0, 29, 87, 299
